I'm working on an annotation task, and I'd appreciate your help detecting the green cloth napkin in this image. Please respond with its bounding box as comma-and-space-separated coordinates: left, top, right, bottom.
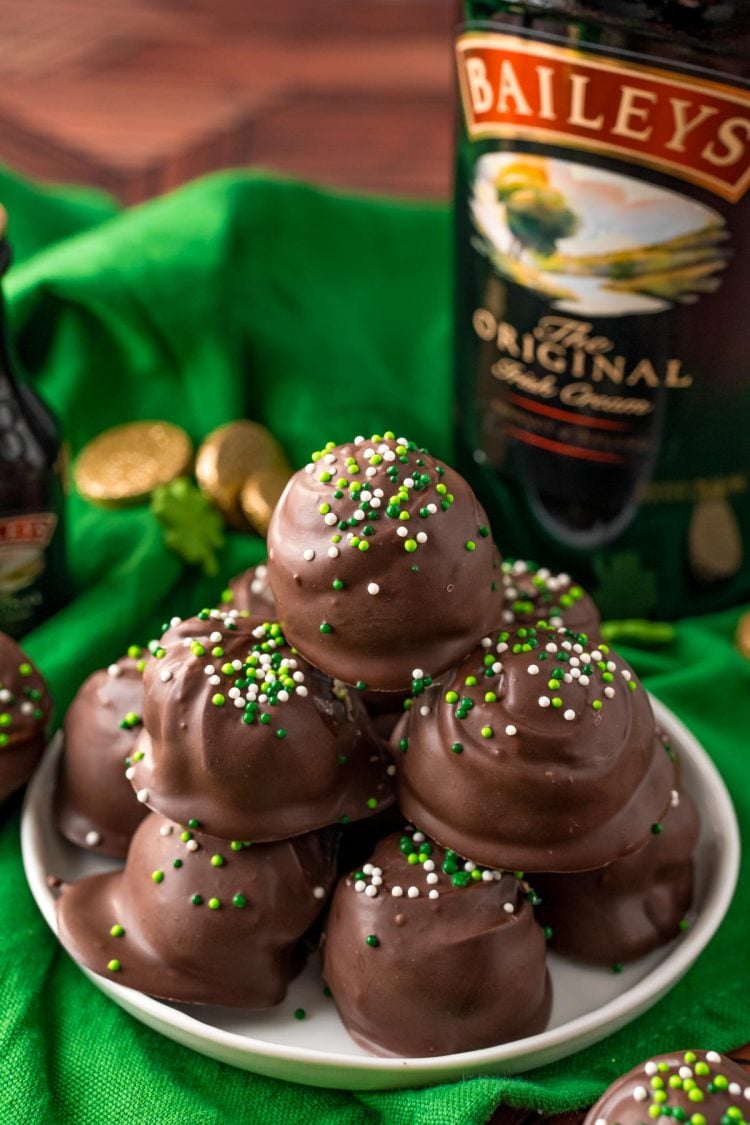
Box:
0, 166, 748, 1125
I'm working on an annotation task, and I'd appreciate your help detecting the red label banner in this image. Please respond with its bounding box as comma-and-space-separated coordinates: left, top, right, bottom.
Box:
0, 513, 56, 549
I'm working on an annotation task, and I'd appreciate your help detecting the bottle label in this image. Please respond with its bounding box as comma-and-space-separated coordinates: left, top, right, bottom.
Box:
0, 512, 57, 628
454, 24, 750, 614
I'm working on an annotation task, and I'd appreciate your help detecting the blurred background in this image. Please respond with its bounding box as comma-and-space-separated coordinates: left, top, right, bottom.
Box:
1, 0, 455, 203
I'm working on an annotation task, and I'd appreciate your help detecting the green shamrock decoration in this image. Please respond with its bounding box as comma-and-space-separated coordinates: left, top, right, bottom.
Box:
591, 550, 659, 620
151, 477, 225, 576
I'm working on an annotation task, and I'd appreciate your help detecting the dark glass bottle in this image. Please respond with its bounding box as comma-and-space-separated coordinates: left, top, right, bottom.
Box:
0, 210, 66, 636
455, 0, 750, 617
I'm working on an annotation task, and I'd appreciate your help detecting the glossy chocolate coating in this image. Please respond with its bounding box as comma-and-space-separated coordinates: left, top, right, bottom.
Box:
396, 625, 673, 872
56, 812, 337, 1007
222, 563, 276, 617
266, 433, 502, 692
55, 652, 149, 858
321, 830, 552, 1057
0, 632, 51, 802
584, 1049, 750, 1125
499, 559, 601, 637
130, 619, 393, 841
535, 783, 699, 965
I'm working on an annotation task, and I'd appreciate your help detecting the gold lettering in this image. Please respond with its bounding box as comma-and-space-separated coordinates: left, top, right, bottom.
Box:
497, 320, 520, 356
571, 348, 587, 379
522, 333, 536, 364
465, 58, 494, 114
592, 353, 626, 385
626, 359, 661, 388
612, 85, 657, 142
560, 382, 653, 415
537, 341, 567, 374
497, 60, 533, 116
702, 115, 750, 168
667, 99, 718, 152
472, 307, 497, 342
568, 74, 604, 131
536, 66, 556, 121
664, 358, 693, 388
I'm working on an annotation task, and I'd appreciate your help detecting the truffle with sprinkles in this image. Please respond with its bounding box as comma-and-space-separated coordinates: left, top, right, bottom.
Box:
129, 615, 393, 841
0, 631, 52, 803
499, 559, 601, 638
321, 826, 551, 1056
56, 812, 337, 1006
583, 1049, 750, 1125
55, 647, 151, 858
534, 770, 700, 965
219, 563, 276, 618
395, 624, 674, 872
265, 432, 502, 692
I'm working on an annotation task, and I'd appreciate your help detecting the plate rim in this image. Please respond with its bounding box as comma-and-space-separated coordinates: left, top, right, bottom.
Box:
21, 695, 741, 1087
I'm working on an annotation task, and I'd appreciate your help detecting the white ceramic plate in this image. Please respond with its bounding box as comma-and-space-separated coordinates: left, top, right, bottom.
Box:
21, 697, 739, 1091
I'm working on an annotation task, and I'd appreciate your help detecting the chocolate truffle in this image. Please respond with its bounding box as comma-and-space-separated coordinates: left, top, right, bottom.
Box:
321, 828, 552, 1057
220, 563, 276, 617
56, 812, 337, 1007
266, 431, 502, 692
534, 779, 699, 965
0, 632, 51, 802
396, 624, 673, 872
130, 619, 393, 841
584, 1049, 750, 1125
55, 648, 150, 858
500, 559, 600, 637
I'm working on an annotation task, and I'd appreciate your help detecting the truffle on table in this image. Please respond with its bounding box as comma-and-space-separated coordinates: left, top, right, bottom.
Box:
129, 618, 393, 841
56, 813, 337, 1007
266, 431, 502, 692
499, 559, 601, 638
395, 624, 673, 872
583, 1049, 750, 1125
0, 632, 52, 803
534, 775, 699, 965
321, 827, 552, 1057
55, 648, 150, 858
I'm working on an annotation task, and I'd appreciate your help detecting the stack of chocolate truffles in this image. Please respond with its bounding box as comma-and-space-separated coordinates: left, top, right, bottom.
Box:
54, 432, 700, 1057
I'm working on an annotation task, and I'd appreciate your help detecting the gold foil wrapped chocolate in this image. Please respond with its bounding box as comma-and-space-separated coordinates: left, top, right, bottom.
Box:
195, 421, 290, 530
735, 611, 750, 661
240, 468, 290, 536
74, 421, 192, 507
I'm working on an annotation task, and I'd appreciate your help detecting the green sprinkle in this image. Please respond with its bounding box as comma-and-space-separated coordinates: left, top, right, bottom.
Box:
465, 540, 476, 552
365, 934, 380, 948
404, 539, 418, 553
107, 959, 121, 973
18, 663, 32, 677
232, 894, 246, 909
172, 859, 182, 869
612, 962, 623, 974
398, 738, 409, 753
319, 623, 332, 634
188, 819, 200, 829
651, 822, 663, 835
212, 693, 225, 707
208, 897, 221, 910
151, 870, 164, 884
294, 1008, 306, 1020
109, 924, 125, 938
451, 742, 463, 754
478, 525, 490, 538
444, 690, 459, 704
366, 797, 378, 809
592, 700, 603, 711
481, 726, 493, 738
332, 579, 344, 590
210, 854, 225, 867
191, 894, 203, 906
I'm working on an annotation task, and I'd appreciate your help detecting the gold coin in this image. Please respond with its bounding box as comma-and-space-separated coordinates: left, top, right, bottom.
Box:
74, 421, 192, 507
736, 611, 750, 661
195, 421, 289, 530
688, 497, 743, 582
240, 467, 291, 536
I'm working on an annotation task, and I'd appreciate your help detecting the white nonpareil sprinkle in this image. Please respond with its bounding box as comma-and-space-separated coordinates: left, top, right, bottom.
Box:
160, 669, 173, 683
234, 698, 245, 709
679, 1066, 693, 1080
416, 532, 427, 544
464, 861, 476, 872
20, 701, 34, 715
482, 870, 494, 882
592, 650, 602, 661
564, 709, 576, 721
423, 859, 435, 872
505, 725, 517, 736
538, 696, 550, 708
503, 902, 514, 914
391, 886, 403, 897
324, 513, 337, 526
621, 669, 632, 681
407, 887, 419, 899
204, 665, 215, 676
492, 662, 503, 674
396, 526, 408, 538
295, 686, 308, 697
706, 1050, 721, 1064
420, 705, 430, 716
367, 583, 380, 596
363, 864, 373, 875
744, 1087, 750, 1100
480, 636, 492, 649
426, 873, 438, 885
371, 876, 383, 887
546, 642, 557, 653
579, 675, 590, 686
125, 767, 135, 781
729, 1083, 741, 1096
328, 547, 339, 558
107, 664, 122, 678
645, 1062, 658, 1076
604, 687, 615, 698
85, 830, 101, 847
136, 788, 150, 803
671, 789, 680, 808
594, 1118, 607, 1125
386, 764, 396, 776
303, 549, 315, 561
354, 880, 366, 893
209, 631, 222, 643
209, 675, 221, 686
428, 890, 440, 900
186, 839, 199, 852
633, 1086, 648, 1102
312, 886, 326, 901
364, 885, 378, 898
160, 825, 173, 836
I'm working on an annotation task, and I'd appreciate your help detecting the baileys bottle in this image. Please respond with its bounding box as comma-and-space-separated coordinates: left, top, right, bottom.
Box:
454, 0, 750, 617
0, 206, 66, 636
